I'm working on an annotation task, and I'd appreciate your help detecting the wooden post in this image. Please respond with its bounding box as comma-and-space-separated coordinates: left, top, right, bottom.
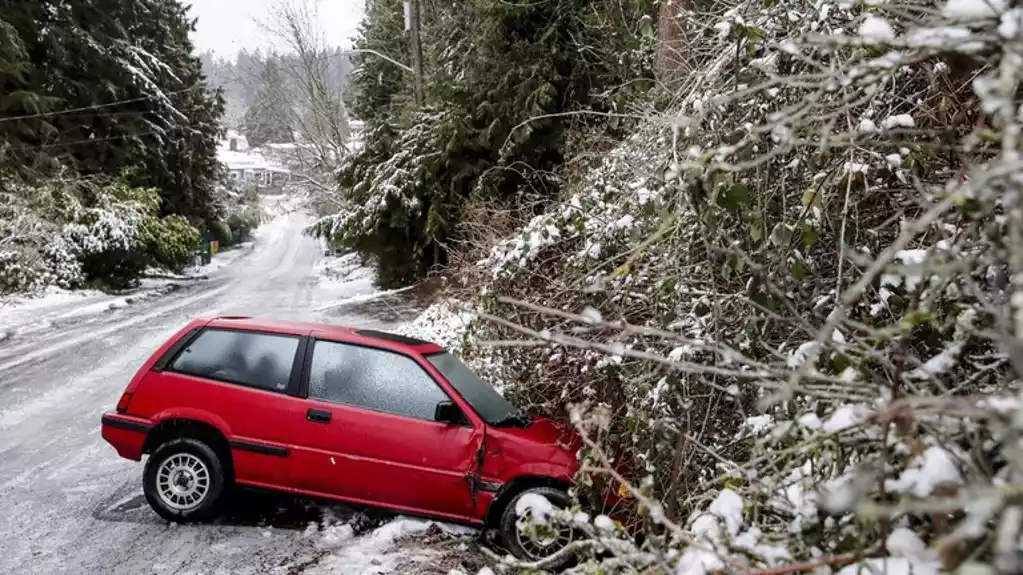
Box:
408, 0, 425, 107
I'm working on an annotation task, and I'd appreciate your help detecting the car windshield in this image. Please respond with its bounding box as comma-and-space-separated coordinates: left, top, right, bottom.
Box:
426, 352, 520, 425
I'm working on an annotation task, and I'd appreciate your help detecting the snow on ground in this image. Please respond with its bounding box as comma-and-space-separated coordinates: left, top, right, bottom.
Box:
0, 285, 154, 340
304, 517, 477, 575
311, 252, 399, 314
316, 253, 376, 291
0, 285, 105, 320
397, 300, 475, 353
0, 246, 247, 340
183, 242, 253, 277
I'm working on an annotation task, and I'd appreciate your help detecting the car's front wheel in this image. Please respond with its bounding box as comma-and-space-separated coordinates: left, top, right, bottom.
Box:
143, 437, 226, 523
499, 486, 576, 570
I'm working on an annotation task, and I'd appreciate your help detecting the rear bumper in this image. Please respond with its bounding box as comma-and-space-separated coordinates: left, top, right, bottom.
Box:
100, 413, 153, 461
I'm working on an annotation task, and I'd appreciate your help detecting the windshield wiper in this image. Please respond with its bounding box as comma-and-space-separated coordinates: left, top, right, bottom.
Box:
492, 410, 532, 428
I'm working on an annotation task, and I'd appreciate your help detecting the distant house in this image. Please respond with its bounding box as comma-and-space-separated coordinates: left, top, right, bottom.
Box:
217, 131, 291, 192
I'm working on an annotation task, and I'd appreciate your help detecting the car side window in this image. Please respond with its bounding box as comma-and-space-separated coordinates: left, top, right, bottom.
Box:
169, 329, 299, 393
308, 340, 448, 421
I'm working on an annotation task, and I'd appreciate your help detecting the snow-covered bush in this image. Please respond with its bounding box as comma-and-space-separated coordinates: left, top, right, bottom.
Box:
0, 249, 50, 294
144, 214, 201, 272
226, 201, 267, 244
0, 171, 202, 293
409, 0, 1023, 572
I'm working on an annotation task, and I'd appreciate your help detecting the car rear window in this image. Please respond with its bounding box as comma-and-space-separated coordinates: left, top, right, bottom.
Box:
169, 329, 300, 393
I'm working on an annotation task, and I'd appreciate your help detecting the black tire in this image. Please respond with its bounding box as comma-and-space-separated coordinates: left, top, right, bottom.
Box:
143, 437, 226, 523
499, 486, 575, 571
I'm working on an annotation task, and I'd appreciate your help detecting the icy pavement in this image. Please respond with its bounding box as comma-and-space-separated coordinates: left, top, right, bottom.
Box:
0, 205, 471, 574
0, 243, 250, 343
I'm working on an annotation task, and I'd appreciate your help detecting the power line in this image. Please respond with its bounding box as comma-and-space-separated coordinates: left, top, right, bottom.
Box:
1, 130, 174, 153
0, 84, 206, 125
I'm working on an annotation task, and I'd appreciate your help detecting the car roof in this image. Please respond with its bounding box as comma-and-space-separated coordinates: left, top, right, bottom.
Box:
200, 316, 445, 354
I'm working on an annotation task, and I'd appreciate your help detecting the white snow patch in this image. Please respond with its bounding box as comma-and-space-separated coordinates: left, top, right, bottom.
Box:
980, 395, 1023, 413
822, 404, 867, 432
594, 514, 616, 532
820, 475, 858, 513
999, 8, 1023, 38
777, 462, 820, 533
905, 342, 963, 380
744, 414, 775, 434
691, 513, 721, 541
883, 114, 916, 130
859, 15, 896, 42
580, 306, 603, 324
515, 493, 555, 526
676, 548, 726, 575
837, 557, 940, 575
887, 446, 963, 497
844, 161, 870, 174
906, 26, 974, 49
941, 0, 1006, 21
881, 249, 930, 302
307, 518, 476, 575
397, 300, 476, 353
709, 489, 744, 536
798, 412, 823, 429
857, 119, 878, 133
787, 341, 821, 369
887, 528, 937, 561
614, 214, 635, 229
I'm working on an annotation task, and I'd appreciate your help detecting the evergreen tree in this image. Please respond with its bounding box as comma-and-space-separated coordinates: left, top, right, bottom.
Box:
318, 0, 655, 287
0, 0, 226, 223
243, 58, 294, 148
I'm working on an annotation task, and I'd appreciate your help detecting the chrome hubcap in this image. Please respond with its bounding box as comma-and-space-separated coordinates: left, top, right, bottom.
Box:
156, 453, 210, 511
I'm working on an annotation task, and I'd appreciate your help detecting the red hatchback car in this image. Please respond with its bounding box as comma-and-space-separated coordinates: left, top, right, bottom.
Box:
101, 316, 596, 562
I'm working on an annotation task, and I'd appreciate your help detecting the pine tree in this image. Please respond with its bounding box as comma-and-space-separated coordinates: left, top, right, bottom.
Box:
0, 0, 226, 223
243, 57, 294, 148
319, 0, 655, 287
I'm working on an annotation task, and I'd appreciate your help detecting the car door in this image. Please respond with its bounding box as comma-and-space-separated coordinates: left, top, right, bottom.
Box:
291, 338, 482, 519
150, 327, 308, 488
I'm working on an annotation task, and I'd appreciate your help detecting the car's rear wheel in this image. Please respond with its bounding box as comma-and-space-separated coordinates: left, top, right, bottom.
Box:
143, 437, 226, 523
499, 486, 576, 570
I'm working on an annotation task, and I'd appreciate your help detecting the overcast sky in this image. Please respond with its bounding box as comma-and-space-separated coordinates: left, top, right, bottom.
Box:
187, 0, 365, 57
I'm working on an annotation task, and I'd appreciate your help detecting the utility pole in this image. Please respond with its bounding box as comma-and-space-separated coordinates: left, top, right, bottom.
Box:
405, 0, 425, 107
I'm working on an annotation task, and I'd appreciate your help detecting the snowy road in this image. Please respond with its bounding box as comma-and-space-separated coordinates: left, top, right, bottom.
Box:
0, 209, 449, 575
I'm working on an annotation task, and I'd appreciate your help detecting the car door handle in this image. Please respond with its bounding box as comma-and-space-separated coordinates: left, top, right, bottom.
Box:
307, 408, 332, 423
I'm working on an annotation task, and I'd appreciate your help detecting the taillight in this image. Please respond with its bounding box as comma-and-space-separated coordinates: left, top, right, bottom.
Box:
116, 392, 133, 413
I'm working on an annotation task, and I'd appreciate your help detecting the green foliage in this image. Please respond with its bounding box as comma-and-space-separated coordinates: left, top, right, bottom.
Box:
0, 249, 49, 294
325, 0, 656, 288
1, 170, 202, 291
226, 203, 265, 244
144, 214, 199, 272
209, 219, 234, 247
0, 0, 225, 223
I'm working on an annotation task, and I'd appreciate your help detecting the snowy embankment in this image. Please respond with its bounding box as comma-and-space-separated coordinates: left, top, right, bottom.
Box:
302, 517, 478, 575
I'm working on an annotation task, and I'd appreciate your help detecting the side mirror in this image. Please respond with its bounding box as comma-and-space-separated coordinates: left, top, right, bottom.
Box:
434, 401, 463, 425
